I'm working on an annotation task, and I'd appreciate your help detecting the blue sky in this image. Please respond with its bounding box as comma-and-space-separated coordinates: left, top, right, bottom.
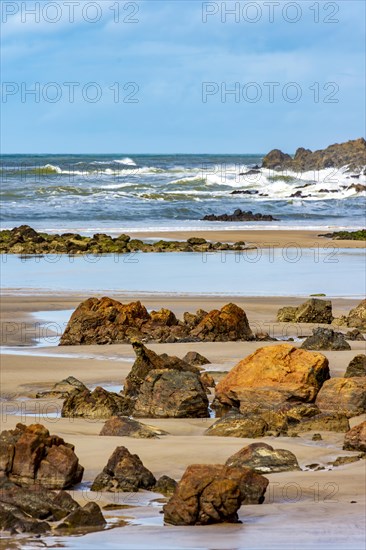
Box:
1, 0, 365, 153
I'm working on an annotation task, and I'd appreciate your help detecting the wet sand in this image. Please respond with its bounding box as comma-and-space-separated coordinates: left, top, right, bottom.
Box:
0, 294, 365, 549
128, 229, 366, 249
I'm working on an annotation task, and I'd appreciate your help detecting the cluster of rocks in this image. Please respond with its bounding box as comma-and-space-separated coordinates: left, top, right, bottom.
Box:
202, 209, 277, 222
261, 137, 366, 172
277, 297, 366, 336
61, 342, 212, 419
0, 423, 106, 535
205, 344, 366, 437
0, 225, 252, 255
60, 298, 254, 344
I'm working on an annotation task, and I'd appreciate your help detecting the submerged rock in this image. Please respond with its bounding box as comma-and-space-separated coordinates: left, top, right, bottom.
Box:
277, 298, 333, 324
344, 354, 366, 378
61, 387, 133, 419
0, 423, 83, 489
225, 442, 300, 473
163, 464, 269, 525
100, 416, 169, 438
300, 328, 351, 351
91, 446, 156, 492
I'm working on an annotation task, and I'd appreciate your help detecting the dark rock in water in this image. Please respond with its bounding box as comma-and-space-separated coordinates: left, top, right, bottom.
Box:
225, 442, 300, 473
277, 298, 333, 324
153, 475, 177, 497
124, 341, 198, 398
59, 298, 254, 345
182, 351, 211, 366
91, 446, 156, 492
254, 331, 277, 341
345, 354, 366, 378
312, 433, 322, 441
230, 189, 259, 195
239, 169, 261, 176
300, 328, 351, 350
330, 455, 363, 467
61, 387, 133, 419
133, 369, 209, 418
100, 416, 168, 438
262, 137, 366, 172
346, 329, 365, 341
187, 237, 207, 245
57, 502, 106, 530
0, 423, 83, 489
163, 464, 269, 525
202, 209, 277, 222
343, 421, 366, 452
36, 376, 87, 399
315, 378, 366, 418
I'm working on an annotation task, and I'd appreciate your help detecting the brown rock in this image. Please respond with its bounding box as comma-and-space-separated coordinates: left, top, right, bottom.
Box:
300, 328, 351, 351
346, 299, 366, 330
315, 377, 366, 417
343, 421, 366, 452
277, 299, 333, 324
133, 370, 209, 418
182, 351, 211, 366
36, 376, 87, 399
225, 442, 300, 473
205, 412, 268, 438
153, 475, 177, 497
214, 344, 329, 409
91, 446, 156, 492
200, 372, 216, 392
163, 464, 269, 525
124, 341, 198, 398
346, 329, 365, 341
0, 424, 83, 489
57, 502, 106, 530
60, 297, 150, 345
61, 387, 133, 419
344, 354, 366, 378
100, 416, 168, 438
288, 413, 350, 434
190, 303, 253, 342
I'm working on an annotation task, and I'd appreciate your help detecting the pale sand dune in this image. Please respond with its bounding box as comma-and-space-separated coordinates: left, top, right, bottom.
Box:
0, 294, 365, 548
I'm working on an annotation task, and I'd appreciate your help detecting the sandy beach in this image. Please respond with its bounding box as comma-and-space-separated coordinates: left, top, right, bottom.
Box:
1, 291, 365, 548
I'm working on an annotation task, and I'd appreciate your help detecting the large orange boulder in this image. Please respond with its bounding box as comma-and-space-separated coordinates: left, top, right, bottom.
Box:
214, 344, 330, 408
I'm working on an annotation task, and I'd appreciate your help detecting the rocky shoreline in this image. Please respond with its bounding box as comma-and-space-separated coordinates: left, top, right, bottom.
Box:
261, 137, 366, 172
0, 225, 255, 255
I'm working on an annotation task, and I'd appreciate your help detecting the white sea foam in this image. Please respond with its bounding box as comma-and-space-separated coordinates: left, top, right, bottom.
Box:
114, 157, 137, 166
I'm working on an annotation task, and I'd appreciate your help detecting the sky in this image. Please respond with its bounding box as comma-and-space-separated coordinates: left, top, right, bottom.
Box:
1, 0, 365, 153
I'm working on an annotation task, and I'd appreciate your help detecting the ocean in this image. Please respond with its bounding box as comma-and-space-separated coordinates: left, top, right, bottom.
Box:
1, 154, 365, 233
